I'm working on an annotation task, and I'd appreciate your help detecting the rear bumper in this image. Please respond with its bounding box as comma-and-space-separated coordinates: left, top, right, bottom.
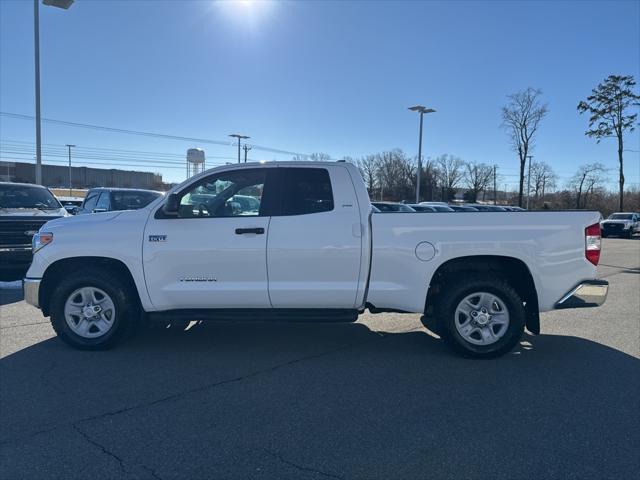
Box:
23, 278, 41, 309
555, 280, 609, 309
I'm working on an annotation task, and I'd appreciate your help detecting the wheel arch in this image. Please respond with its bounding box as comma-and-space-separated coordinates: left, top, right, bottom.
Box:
425, 255, 540, 334
39, 256, 141, 317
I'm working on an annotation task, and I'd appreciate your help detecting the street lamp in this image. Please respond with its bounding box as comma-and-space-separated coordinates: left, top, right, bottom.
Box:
408, 105, 436, 203
229, 134, 250, 164
34, 0, 75, 185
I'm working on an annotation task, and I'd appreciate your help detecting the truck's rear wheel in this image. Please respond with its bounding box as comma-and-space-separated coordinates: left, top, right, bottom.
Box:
49, 271, 136, 350
435, 275, 525, 358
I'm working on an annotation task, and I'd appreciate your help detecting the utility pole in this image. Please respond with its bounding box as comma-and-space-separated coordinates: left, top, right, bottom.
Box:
66, 144, 75, 196
493, 165, 497, 205
243, 144, 252, 163
408, 105, 436, 203
526, 155, 533, 209
229, 134, 249, 164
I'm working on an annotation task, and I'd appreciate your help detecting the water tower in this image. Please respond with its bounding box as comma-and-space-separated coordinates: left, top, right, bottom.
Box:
186, 148, 205, 178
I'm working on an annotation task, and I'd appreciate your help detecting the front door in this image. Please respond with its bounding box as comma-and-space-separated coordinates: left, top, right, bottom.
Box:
143, 167, 276, 310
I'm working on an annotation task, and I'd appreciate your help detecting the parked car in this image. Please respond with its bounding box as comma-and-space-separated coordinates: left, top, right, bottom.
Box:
24, 161, 608, 358
465, 204, 507, 212
600, 212, 639, 238
430, 204, 454, 212
449, 205, 479, 212
0, 182, 67, 281
77, 188, 163, 215
56, 196, 84, 215
371, 202, 416, 212
408, 204, 437, 212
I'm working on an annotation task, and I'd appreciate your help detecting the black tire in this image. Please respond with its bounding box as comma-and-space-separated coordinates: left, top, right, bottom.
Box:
434, 274, 525, 359
49, 269, 138, 350
627, 230, 634, 239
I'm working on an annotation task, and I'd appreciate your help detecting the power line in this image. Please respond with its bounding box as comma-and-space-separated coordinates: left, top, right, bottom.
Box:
0, 112, 319, 158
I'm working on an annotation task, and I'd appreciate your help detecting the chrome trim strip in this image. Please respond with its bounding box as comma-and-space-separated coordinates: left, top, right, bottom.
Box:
23, 278, 41, 309
0, 247, 32, 252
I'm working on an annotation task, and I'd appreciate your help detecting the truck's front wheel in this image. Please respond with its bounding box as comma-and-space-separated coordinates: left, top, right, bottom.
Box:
435, 275, 525, 358
49, 271, 136, 350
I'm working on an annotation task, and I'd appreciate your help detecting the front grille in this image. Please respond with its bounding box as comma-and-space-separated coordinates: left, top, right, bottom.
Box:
0, 218, 59, 247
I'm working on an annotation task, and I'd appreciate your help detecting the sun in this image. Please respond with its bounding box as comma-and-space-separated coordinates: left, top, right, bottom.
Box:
216, 0, 275, 25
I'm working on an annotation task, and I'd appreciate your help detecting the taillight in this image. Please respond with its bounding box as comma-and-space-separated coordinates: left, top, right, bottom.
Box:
585, 223, 601, 266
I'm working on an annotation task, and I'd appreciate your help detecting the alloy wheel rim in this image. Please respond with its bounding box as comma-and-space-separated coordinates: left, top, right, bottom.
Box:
64, 287, 116, 339
454, 291, 510, 346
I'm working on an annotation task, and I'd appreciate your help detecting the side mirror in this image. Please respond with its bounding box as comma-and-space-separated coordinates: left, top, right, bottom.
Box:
163, 193, 180, 216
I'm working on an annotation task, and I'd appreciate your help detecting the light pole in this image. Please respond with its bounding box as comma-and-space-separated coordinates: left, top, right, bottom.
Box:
66, 144, 75, 195
229, 134, 250, 164
526, 155, 533, 209
408, 105, 436, 203
34, 0, 75, 185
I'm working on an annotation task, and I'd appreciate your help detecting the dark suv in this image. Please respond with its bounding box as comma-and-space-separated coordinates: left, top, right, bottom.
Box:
77, 188, 163, 215
0, 182, 67, 280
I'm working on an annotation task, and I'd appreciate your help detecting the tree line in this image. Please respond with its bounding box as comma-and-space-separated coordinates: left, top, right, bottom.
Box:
502, 74, 638, 210
298, 74, 639, 215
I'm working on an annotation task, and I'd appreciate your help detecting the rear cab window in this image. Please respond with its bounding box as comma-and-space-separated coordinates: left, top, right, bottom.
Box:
279, 168, 334, 216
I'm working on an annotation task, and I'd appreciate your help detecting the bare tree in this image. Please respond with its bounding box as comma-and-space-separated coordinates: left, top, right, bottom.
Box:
418, 158, 440, 202
568, 163, 607, 209
501, 88, 549, 207
577, 75, 639, 211
376, 150, 415, 201
463, 161, 493, 203
436, 154, 464, 201
356, 155, 379, 195
528, 161, 557, 207
309, 152, 331, 162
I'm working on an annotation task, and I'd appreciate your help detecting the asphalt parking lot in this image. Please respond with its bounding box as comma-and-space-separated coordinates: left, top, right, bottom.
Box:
1, 238, 639, 480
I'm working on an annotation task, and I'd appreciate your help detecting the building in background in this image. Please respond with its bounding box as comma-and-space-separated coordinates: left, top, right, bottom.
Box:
0, 160, 165, 190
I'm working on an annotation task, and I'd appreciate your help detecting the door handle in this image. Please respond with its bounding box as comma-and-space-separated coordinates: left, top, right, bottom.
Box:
235, 227, 265, 235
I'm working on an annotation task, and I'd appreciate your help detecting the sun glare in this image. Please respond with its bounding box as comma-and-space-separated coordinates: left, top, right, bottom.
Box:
216, 0, 275, 27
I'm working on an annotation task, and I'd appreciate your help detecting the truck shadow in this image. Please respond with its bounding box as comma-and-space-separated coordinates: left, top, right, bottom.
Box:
1, 320, 639, 479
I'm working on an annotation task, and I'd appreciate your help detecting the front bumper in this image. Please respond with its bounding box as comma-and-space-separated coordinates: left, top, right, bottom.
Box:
0, 247, 33, 269
23, 278, 41, 309
555, 279, 609, 309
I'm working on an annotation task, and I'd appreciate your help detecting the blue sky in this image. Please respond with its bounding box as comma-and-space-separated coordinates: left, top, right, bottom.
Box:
1, 0, 639, 186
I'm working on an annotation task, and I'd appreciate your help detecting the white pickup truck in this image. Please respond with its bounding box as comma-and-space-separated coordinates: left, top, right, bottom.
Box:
24, 161, 608, 358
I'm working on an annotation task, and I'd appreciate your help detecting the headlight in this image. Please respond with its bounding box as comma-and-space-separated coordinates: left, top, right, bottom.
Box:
32, 232, 53, 253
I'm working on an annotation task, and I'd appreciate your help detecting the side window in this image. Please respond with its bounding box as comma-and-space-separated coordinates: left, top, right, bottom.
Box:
280, 168, 334, 216
177, 169, 267, 218
82, 192, 99, 211
95, 193, 110, 211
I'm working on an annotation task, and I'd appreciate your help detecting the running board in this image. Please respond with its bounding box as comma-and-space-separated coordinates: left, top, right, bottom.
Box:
146, 308, 360, 323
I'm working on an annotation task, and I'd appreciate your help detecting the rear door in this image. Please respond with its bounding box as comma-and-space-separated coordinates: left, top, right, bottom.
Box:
267, 166, 363, 308
143, 167, 277, 310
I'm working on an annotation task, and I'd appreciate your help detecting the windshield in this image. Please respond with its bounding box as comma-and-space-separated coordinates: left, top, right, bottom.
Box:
0, 184, 62, 210
608, 214, 633, 220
